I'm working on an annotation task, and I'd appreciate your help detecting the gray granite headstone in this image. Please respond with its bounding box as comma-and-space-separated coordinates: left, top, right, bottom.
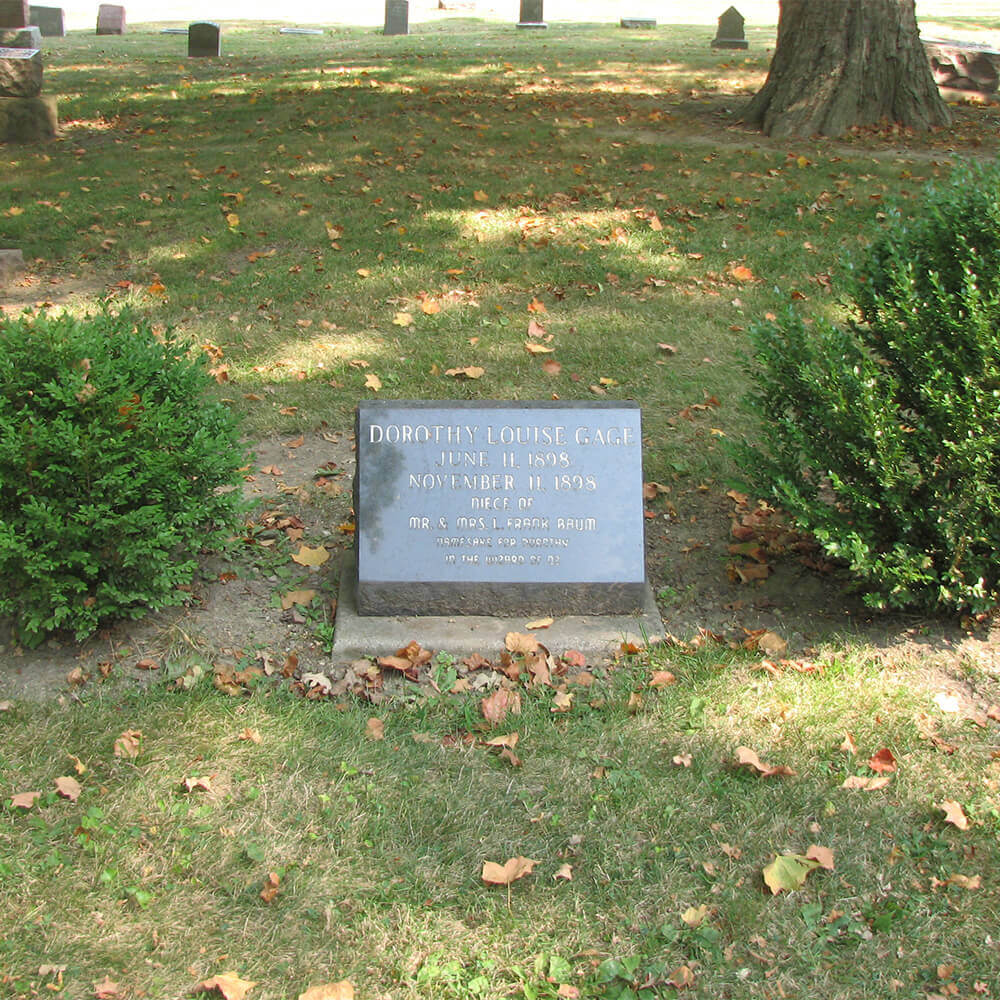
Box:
384, 0, 408, 35
620, 17, 656, 29
96, 3, 125, 34
0, 93, 56, 139
354, 400, 647, 616
517, 0, 545, 28
279, 26, 323, 34
0, 248, 25, 283
0, 0, 28, 28
712, 6, 747, 49
29, 6, 63, 36
0, 45, 41, 96
188, 21, 220, 57
923, 38, 1000, 94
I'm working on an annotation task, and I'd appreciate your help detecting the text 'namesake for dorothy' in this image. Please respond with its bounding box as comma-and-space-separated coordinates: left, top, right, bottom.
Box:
353, 400, 648, 616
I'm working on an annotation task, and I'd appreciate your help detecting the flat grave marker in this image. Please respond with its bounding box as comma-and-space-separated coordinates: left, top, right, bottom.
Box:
353, 400, 647, 617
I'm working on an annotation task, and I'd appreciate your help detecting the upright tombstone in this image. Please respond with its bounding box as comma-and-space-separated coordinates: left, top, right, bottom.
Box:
353, 400, 648, 617
517, 0, 545, 29
188, 21, 220, 57
28, 6, 63, 36
0, 0, 28, 28
383, 0, 408, 36
96, 3, 125, 34
711, 6, 747, 49
0, 44, 56, 139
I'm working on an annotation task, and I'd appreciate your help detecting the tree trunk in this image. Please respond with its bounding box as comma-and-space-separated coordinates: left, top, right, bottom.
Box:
744, 0, 951, 139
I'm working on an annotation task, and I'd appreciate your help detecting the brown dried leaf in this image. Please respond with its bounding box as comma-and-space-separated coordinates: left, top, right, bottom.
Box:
291, 545, 330, 567
842, 774, 892, 791
805, 844, 835, 870
734, 746, 795, 777
484, 732, 519, 750
260, 871, 281, 903
197, 972, 257, 1000
54, 775, 82, 802
649, 670, 677, 688
553, 863, 573, 881
93, 975, 122, 998
11, 790, 41, 809
366, 717, 385, 741
525, 616, 554, 630
868, 748, 897, 774
506, 631, 540, 655
481, 856, 538, 885
298, 984, 354, 1000
481, 687, 514, 727
113, 730, 142, 760
938, 799, 969, 830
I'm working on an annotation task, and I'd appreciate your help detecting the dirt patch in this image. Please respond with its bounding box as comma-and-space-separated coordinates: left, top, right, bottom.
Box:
2, 427, 1000, 711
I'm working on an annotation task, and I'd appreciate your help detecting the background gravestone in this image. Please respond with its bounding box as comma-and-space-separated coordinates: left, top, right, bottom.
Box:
712, 6, 748, 49
0, 0, 28, 28
188, 21, 220, 58
517, 0, 545, 28
383, 0, 408, 36
0, 45, 55, 140
354, 400, 647, 616
29, 6, 63, 37
620, 17, 656, 29
96, 3, 124, 34
923, 38, 1000, 94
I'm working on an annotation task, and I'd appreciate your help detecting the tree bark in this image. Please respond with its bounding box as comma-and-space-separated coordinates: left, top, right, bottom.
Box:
744, 0, 951, 139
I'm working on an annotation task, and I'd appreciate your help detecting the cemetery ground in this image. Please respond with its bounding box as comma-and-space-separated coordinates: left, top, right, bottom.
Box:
3, 12, 1000, 1000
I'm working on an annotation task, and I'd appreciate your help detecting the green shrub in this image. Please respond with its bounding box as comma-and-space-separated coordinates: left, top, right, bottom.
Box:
737, 162, 1000, 612
0, 309, 249, 646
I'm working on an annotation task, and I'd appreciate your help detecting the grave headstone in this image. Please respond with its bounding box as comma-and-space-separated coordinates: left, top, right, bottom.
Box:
712, 6, 747, 49
0, 91, 55, 139
29, 6, 63, 36
923, 38, 1000, 94
0, 45, 41, 96
0, 248, 25, 283
279, 26, 323, 34
384, 0, 408, 35
160, 26, 186, 34
620, 17, 656, 29
517, 0, 545, 28
188, 21, 220, 57
0, 0, 28, 28
353, 400, 648, 616
96, 3, 125, 34
0, 24, 40, 47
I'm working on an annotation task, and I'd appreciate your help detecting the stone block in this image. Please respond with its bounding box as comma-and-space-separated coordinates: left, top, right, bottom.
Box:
0, 248, 25, 284
517, 0, 545, 27
0, 93, 56, 140
0, 25, 40, 46
0, 46, 41, 97
620, 17, 656, 29
0, 0, 29, 29
924, 38, 1000, 94
29, 6, 64, 37
187, 21, 220, 57
96, 4, 124, 34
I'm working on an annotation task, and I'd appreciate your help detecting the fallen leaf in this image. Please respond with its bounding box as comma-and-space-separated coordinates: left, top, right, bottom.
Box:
868, 748, 897, 773
506, 632, 540, 655
298, 984, 354, 1000
364, 373, 382, 391
729, 263, 755, 282
481, 856, 537, 885
238, 727, 262, 744
667, 965, 696, 988
281, 589, 317, 610
0, 700, 12, 711
551, 690, 574, 713
197, 973, 257, 1000
763, 853, 821, 894
183, 775, 214, 794
938, 799, 970, 830
842, 774, 892, 791
420, 298, 441, 315
366, 717, 385, 741
113, 730, 142, 759
681, 904, 709, 928
805, 844, 835, 870
445, 366, 484, 380
757, 631, 787, 657
260, 871, 281, 903
734, 746, 795, 777
526, 616, 554, 630
11, 790, 41, 809
553, 863, 573, 881
672, 754, 692, 767
54, 775, 82, 802
473, 189, 488, 202
941, 873, 981, 890
524, 341, 555, 355
135, 657, 159, 671
840, 732, 858, 755
392, 311, 414, 326
291, 545, 330, 567
649, 670, 676, 688
484, 732, 519, 750
481, 687, 515, 726
93, 976, 122, 998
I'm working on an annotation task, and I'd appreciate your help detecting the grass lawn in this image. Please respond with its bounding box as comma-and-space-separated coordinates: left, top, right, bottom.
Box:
2, 15, 1000, 1000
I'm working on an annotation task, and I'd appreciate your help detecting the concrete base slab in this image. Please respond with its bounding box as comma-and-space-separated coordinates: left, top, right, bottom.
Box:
332, 563, 664, 666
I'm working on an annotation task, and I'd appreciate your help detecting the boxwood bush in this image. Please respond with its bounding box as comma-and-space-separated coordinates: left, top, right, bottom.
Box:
0, 309, 249, 646
738, 161, 1000, 613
